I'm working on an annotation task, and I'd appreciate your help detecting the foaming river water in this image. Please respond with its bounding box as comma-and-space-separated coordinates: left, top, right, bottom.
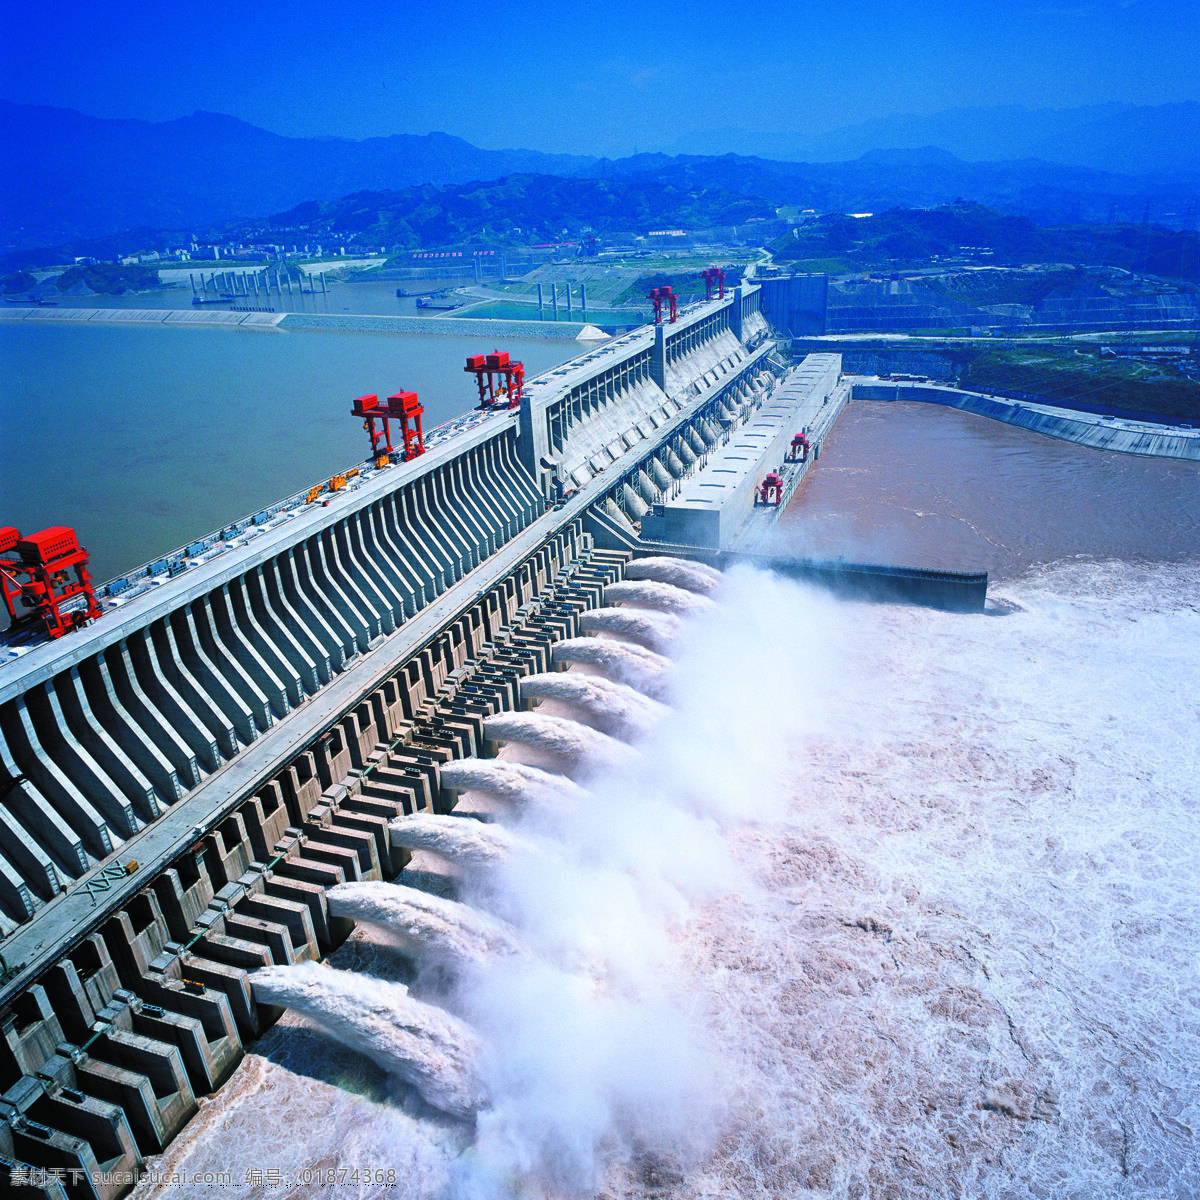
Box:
132, 400, 1198, 1199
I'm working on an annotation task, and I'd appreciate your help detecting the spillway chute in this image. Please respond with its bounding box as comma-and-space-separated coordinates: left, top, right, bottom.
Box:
578, 607, 681, 655
624, 555, 723, 594
551, 636, 674, 701
389, 813, 518, 869
483, 711, 638, 776
603, 579, 716, 617
439, 758, 590, 810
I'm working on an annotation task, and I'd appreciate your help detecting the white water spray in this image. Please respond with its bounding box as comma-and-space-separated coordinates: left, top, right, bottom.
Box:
578, 607, 681, 654
441, 564, 831, 1193
603, 579, 716, 617
326, 882, 526, 968
624, 555, 722, 593
248, 962, 486, 1119
483, 712, 638, 776
389, 814, 519, 869
519, 672, 669, 741
551, 637, 673, 700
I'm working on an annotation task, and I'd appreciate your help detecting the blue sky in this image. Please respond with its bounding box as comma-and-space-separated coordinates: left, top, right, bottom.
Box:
2, 0, 1197, 154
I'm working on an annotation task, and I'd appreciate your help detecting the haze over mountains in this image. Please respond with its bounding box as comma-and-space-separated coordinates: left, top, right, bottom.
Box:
2, 99, 1198, 254
665, 102, 1200, 174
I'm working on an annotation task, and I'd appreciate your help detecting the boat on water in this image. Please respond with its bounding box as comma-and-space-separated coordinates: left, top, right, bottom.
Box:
5, 295, 58, 306
416, 291, 461, 310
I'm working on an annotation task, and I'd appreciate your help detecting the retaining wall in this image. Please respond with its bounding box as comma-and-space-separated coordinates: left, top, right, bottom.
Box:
0, 308, 600, 341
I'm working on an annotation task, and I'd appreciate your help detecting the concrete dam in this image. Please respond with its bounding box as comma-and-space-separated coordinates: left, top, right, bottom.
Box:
0, 284, 985, 1196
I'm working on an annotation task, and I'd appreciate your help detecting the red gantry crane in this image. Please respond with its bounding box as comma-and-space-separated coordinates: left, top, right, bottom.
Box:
1, 525, 102, 639
351, 390, 425, 465
647, 285, 678, 324
787, 431, 811, 463
700, 267, 726, 301
465, 351, 525, 410
755, 470, 785, 506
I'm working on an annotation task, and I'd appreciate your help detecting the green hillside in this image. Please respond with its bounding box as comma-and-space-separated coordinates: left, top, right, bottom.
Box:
774, 202, 1200, 282
264, 176, 773, 251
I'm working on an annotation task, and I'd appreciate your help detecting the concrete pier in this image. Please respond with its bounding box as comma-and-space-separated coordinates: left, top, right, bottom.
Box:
640, 353, 848, 549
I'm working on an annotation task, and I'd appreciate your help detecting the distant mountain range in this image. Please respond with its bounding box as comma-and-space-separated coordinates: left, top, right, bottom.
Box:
0, 102, 598, 250
665, 102, 1200, 175
606, 151, 1197, 230
1, 100, 1198, 255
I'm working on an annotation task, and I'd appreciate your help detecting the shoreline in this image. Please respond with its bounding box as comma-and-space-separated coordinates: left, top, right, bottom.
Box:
0, 306, 610, 340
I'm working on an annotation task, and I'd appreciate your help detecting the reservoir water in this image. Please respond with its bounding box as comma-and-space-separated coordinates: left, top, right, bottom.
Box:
117, 389, 1198, 1199
0, 319, 577, 583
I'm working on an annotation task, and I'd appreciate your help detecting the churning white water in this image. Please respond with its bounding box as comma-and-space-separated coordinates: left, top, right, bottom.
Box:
518, 672, 668, 741
388, 814, 519, 869
652, 559, 1200, 1200
551, 637, 673, 700
134, 547, 1200, 1198
248, 962, 486, 1119
325, 882, 526, 969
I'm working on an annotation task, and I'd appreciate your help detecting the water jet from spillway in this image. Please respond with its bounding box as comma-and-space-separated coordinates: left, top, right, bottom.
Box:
603, 579, 716, 617
519, 672, 669, 741
389, 814, 519, 869
439, 759, 590, 810
483, 711, 639, 775
578, 607, 681, 654
249, 962, 486, 1119
552, 637, 674, 700
624, 555, 723, 594
327, 882, 526, 968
